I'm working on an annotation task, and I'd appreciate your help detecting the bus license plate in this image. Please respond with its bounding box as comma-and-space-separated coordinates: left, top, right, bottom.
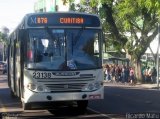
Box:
89, 94, 101, 99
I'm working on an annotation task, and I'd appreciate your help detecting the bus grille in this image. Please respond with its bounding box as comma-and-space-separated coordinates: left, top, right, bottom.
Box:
45, 83, 87, 92
36, 77, 94, 92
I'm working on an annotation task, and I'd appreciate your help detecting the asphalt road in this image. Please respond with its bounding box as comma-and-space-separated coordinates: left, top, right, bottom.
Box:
1, 74, 160, 119
0, 74, 110, 119
89, 83, 160, 119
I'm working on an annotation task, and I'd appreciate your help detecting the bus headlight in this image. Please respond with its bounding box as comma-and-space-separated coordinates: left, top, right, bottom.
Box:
27, 83, 36, 90
27, 83, 50, 92
94, 81, 101, 89
88, 83, 94, 91
82, 81, 102, 91
37, 85, 44, 92
36, 85, 50, 92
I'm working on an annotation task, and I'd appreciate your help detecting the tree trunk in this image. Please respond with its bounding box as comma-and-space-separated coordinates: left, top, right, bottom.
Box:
134, 59, 143, 82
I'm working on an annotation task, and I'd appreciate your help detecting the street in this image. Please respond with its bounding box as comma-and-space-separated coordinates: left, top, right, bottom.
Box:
0, 74, 110, 119
1, 74, 160, 119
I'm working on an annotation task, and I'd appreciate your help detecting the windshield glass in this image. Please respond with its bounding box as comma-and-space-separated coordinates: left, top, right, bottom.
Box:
27, 28, 102, 70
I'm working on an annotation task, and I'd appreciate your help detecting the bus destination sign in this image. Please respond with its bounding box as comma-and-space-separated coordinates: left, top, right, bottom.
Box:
27, 13, 100, 27
34, 17, 84, 24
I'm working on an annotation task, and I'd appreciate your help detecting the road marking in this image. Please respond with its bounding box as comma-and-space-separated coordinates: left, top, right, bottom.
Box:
88, 108, 126, 119
87, 107, 111, 118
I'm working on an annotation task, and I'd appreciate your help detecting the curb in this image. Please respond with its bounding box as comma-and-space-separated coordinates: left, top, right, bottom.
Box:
135, 84, 159, 89
104, 82, 159, 89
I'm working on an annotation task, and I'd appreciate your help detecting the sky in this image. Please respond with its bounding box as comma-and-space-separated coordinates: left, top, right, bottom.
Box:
0, 0, 37, 33
0, 0, 158, 54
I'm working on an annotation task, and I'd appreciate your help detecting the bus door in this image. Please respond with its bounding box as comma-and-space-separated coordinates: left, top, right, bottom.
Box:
13, 37, 21, 97
18, 29, 26, 98
9, 38, 14, 93
10, 39, 17, 94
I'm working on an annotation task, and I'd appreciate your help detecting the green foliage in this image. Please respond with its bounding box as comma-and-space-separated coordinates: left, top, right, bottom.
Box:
89, 0, 99, 7
67, 0, 160, 63
0, 31, 8, 45
65, 0, 160, 80
104, 0, 160, 58
0, 34, 3, 44
101, 0, 113, 5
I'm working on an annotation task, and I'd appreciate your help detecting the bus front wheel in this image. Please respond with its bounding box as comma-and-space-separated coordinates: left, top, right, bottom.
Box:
77, 100, 88, 114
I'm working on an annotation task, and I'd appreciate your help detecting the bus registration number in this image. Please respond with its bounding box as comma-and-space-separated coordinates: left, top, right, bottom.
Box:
33, 71, 78, 79
33, 72, 52, 79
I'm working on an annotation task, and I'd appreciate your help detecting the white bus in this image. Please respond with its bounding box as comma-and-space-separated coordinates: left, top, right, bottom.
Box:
7, 12, 104, 113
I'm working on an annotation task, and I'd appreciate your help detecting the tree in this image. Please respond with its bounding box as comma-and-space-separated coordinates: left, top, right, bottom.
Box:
100, 0, 160, 81
82, 0, 159, 81
0, 26, 9, 61
62, 0, 76, 11
63, 0, 160, 81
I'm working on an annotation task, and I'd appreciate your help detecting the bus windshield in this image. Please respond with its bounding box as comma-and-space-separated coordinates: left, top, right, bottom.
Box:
27, 28, 102, 70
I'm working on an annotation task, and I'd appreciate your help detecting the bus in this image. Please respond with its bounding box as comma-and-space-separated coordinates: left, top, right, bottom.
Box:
7, 12, 104, 113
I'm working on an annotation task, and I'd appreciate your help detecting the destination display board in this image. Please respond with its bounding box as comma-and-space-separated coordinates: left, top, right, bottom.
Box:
27, 13, 101, 27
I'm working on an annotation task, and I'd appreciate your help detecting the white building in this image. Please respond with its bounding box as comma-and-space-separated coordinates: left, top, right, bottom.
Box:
146, 34, 160, 54
34, 0, 70, 12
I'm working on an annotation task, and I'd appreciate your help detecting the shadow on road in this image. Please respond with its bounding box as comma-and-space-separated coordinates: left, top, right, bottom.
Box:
0, 107, 110, 119
0, 88, 21, 108
0, 87, 109, 119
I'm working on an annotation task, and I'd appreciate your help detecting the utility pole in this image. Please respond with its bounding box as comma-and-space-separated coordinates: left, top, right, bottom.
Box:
157, 23, 160, 89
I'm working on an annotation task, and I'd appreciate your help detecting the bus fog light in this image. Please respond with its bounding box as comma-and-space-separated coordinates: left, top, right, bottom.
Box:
37, 85, 44, 91
27, 83, 36, 90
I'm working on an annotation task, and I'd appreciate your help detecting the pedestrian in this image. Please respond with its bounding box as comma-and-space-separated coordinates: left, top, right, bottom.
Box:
141, 66, 146, 83
118, 65, 122, 82
115, 65, 120, 82
143, 67, 150, 83
151, 67, 157, 83
110, 64, 116, 82
129, 67, 135, 85
104, 64, 111, 82
147, 67, 152, 83
122, 65, 127, 83
126, 66, 130, 83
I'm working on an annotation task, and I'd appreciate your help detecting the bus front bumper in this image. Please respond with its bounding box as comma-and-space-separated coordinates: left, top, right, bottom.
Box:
23, 87, 104, 103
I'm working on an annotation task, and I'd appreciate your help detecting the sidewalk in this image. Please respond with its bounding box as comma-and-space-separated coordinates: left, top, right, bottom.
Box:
135, 82, 159, 89
104, 81, 160, 89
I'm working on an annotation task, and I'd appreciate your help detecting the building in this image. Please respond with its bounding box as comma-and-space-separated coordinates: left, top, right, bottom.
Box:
34, 0, 70, 12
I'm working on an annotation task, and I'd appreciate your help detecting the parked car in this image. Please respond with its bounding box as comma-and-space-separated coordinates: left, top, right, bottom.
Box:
0, 61, 7, 74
